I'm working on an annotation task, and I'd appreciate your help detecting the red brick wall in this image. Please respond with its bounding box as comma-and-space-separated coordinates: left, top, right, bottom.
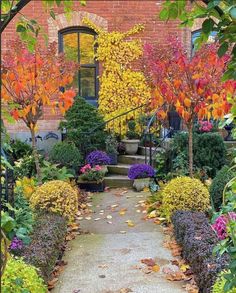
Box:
2, 0, 194, 133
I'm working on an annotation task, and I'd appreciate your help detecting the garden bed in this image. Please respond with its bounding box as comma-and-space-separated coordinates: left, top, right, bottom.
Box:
172, 211, 229, 293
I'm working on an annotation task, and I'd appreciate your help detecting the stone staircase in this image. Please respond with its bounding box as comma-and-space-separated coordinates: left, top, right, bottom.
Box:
104, 146, 163, 188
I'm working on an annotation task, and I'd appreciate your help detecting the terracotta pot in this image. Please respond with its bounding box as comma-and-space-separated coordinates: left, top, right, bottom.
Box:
133, 178, 150, 192
122, 139, 140, 155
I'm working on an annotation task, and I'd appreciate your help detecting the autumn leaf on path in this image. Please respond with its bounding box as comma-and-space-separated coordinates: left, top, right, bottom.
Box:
48, 278, 58, 289
140, 258, 160, 273
119, 208, 127, 216
126, 220, 135, 227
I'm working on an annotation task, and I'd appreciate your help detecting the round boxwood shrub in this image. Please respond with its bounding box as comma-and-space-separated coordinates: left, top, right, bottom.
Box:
2, 258, 47, 293
49, 141, 82, 172
212, 271, 236, 293
161, 176, 210, 222
30, 180, 78, 223
210, 166, 235, 211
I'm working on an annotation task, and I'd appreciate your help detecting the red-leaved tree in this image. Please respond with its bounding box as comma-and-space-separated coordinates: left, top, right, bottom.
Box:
143, 38, 236, 177
2, 40, 78, 182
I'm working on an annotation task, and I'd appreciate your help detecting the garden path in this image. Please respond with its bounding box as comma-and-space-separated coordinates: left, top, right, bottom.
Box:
52, 189, 185, 293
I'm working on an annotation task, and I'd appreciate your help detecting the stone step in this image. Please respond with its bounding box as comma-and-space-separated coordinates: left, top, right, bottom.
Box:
107, 164, 130, 175
138, 146, 164, 156
104, 175, 133, 188
118, 155, 146, 165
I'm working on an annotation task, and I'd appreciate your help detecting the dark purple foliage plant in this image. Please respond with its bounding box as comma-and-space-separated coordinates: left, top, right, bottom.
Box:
128, 164, 155, 179
86, 150, 111, 166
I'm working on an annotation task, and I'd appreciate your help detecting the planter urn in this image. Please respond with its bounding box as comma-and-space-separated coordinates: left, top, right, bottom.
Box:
133, 178, 150, 192
122, 139, 140, 155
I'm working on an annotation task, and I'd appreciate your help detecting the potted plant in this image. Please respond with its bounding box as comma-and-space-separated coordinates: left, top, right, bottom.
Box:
122, 120, 140, 155
105, 134, 118, 165
77, 164, 105, 192
128, 163, 155, 192
86, 150, 111, 173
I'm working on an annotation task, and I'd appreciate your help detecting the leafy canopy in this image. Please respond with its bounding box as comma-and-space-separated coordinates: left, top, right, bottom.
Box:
159, 0, 236, 81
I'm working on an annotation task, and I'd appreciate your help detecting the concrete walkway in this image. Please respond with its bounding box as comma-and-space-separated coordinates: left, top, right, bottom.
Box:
52, 189, 185, 293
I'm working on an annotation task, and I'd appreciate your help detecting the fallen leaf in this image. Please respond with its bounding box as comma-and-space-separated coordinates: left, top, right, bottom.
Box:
94, 218, 101, 221
152, 265, 160, 272
148, 210, 157, 218
119, 288, 133, 293
111, 204, 119, 208
107, 221, 112, 224
48, 277, 58, 289
141, 258, 156, 267
126, 220, 135, 227
119, 208, 127, 216
98, 264, 108, 269
77, 217, 83, 221
136, 209, 141, 213
120, 230, 126, 234
85, 217, 91, 220
106, 215, 113, 219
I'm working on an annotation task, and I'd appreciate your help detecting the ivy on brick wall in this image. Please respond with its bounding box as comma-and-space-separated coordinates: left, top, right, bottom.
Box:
83, 17, 151, 136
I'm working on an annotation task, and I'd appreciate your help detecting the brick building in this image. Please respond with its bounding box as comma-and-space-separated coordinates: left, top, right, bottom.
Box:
2, 0, 202, 150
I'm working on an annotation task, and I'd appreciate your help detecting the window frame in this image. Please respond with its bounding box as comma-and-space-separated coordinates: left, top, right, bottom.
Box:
58, 26, 99, 103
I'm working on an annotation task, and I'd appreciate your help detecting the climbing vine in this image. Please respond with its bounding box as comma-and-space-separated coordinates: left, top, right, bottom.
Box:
83, 18, 151, 135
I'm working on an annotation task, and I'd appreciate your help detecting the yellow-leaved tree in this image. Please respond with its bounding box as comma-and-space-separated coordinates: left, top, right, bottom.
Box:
83, 18, 151, 135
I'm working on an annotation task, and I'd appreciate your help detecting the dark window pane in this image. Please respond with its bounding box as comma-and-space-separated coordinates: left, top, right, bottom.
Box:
80, 67, 95, 97
63, 33, 78, 62
80, 33, 95, 64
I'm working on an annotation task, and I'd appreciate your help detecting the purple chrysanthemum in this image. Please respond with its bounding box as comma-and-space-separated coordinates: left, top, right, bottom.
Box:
9, 237, 23, 251
128, 164, 155, 180
212, 212, 236, 240
86, 150, 111, 166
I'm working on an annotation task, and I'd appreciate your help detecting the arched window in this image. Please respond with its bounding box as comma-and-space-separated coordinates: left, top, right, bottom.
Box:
59, 27, 98, 106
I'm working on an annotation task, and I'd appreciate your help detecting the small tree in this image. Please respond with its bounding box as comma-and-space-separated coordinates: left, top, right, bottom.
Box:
143, 38, 235, 177
2, 40, 78, 182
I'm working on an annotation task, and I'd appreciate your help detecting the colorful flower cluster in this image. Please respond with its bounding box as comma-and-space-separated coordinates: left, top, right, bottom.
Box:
9, 237, 23, 251
79, 164, 105, 182
212, 212, 236, 240
199, 120, 213, 132
86, 150, 111, 166
128, 164, 155, 180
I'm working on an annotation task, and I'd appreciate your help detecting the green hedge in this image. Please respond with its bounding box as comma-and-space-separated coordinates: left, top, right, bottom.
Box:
21, 212, 67, 281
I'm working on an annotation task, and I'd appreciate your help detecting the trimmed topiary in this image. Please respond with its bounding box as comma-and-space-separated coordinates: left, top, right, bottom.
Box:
49, 141, 82, 173
30, 180, 78, 223
59, 95, 107, 156
172, 211, 229, 293
212, 271, 236, 293
21, 212, 67, 281
1, 258, 47, 293
161, 176, 210, 221
210, 166, 235, 211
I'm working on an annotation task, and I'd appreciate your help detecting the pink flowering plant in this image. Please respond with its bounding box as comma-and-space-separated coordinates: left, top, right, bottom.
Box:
212, 212, 236, 240
198, 120, 213, 132
78, 164, 105, 182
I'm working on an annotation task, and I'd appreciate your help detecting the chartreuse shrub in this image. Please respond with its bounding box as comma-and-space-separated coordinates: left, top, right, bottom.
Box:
49, 141, 82, 173
161, 177, 210, 221
210, 166, 235, 211
1, 258, 47, 293
213, 271, 236, 293
30, 180, 78, 223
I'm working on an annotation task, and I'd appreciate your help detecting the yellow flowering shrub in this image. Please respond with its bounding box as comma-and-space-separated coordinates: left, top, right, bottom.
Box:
161, 177, 210, 222
15, 177, 36, 200
30, 180, 78, 223
83, 18, 151, 135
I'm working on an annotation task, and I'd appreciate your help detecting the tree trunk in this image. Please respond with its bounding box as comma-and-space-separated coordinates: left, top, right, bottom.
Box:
30, 127, 42, 184
188, 122, 193, 178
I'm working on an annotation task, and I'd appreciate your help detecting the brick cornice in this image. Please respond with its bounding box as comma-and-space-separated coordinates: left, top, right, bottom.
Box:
47, 11, 108, 43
